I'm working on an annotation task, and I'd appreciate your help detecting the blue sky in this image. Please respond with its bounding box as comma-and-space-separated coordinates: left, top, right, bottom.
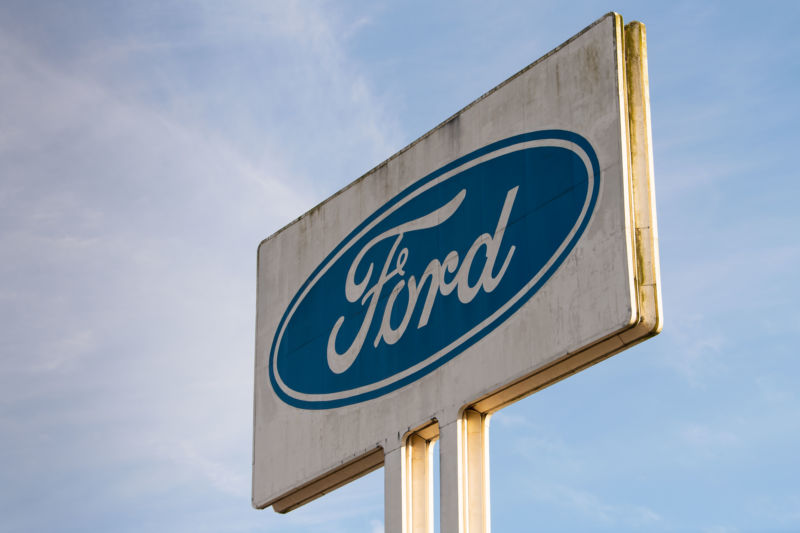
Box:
1, 1, 798, 532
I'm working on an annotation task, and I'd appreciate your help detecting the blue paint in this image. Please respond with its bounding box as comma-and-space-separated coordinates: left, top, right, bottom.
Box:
269, 130, 600, 409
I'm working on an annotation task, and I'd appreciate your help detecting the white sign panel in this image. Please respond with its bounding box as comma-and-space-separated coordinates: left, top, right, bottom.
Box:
253, 12, 661, 517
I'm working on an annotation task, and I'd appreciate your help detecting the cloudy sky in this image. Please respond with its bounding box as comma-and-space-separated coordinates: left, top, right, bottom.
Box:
1, 1, 798, 532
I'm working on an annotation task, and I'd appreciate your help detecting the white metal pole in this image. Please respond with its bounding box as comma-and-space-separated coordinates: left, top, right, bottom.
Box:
463, 409, 491, 533
439, 415, 464, 533
438, 409, 491, 533
385, 446, 405, 533
406, 433, 434, 532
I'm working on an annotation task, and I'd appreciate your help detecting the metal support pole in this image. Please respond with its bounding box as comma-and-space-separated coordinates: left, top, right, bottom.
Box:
385, 446, 405, 533
385, 427, 437, 533
439, 409, 491, 533
439, 416, 464, 533
463, 409, 491, 533
406, 434, 435, 533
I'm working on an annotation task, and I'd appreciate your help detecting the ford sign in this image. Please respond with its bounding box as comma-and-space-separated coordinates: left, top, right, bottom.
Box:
255, 13, 662, 515
270, 130, 600, 409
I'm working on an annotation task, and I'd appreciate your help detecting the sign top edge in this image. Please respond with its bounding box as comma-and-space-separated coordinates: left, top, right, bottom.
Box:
257, 11, 622, 253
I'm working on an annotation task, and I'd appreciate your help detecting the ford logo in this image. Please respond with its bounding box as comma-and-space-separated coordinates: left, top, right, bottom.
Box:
269, 130, 600, 409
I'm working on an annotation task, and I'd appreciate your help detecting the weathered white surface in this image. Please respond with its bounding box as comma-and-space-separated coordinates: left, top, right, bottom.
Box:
253, 12, 654, 512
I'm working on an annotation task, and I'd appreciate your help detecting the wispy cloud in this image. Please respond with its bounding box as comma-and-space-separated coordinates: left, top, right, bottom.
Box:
655, 313, 728, 387
528, 482, 662, 527
0, 2, 395, 531
702, 526, 739, 533
490, 410, 533, 428
680, 422, 740, 450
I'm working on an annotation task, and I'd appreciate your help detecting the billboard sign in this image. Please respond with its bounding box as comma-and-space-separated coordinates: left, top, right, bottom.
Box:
254, 12, 661, 523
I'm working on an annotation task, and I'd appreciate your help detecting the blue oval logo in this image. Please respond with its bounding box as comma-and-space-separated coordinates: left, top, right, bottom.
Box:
270, 130, 600, 409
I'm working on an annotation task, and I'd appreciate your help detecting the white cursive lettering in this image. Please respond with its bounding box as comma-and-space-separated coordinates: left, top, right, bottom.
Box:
326, 186, 518, 374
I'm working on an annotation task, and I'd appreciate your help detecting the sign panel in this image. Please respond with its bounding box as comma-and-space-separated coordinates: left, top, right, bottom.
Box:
254, 12, 661, 512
